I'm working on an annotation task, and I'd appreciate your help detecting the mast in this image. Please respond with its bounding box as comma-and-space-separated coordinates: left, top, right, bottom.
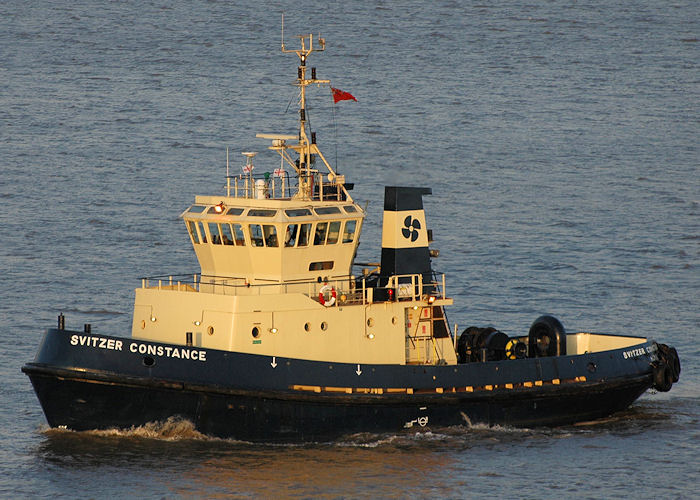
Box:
282, 33, 330, 200
253, 28, 350, 202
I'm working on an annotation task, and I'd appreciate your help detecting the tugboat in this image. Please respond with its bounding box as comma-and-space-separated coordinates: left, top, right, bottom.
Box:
23, 32, 681, 442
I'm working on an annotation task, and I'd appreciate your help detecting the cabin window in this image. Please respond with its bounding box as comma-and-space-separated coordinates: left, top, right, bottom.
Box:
197, 222, 208, 243
226, 207, 244, 216
284, 224, 298, 247
285, 208, 312, 217
342, 220, 357, 243
208, 223, 222, 244
297, 223, 312, 247
248, 209, 277, 217
187, 221, 199, 244
263, 225, 278, 247
188, 205, 206, 213
326, 221, 341, 244
343, 205, 358, 213
220, 224, 234, 245
314, 207, 341, 215
309, 261, 334, 271
249, 224, 264, 247
232, 223, 246, 246
314, 222, 328, 245
249, 224, 278, 247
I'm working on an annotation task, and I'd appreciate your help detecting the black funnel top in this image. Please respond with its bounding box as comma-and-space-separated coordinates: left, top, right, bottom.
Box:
380, 186, 433, 281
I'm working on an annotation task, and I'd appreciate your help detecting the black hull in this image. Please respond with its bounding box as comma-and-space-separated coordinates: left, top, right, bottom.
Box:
23, 329, 662, 442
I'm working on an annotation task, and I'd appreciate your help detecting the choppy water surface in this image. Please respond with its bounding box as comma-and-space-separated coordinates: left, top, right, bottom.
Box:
1, 1, 698, 498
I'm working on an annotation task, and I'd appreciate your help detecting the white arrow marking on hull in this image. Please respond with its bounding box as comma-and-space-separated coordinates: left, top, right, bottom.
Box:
271, 356, 277, 368
356, 364, 362, 376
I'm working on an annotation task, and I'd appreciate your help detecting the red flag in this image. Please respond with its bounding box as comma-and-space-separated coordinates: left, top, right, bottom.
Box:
331, 87, 357, 103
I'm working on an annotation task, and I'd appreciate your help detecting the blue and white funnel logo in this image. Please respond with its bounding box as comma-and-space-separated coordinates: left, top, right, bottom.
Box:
402, 215, 421, 242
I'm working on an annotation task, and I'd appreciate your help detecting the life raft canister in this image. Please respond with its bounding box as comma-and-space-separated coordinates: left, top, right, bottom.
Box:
319, 283, 336, 307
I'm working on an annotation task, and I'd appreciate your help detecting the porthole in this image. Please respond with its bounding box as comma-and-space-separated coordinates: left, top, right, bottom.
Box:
392, 316, 397, 325
207, 326, 215, 336
252, 326, 260, 338
140, 320, 146, 330
367, 318, 374, 327
143, 356, 155, 367
320, 322, 328, 331
304, 322, 311, 332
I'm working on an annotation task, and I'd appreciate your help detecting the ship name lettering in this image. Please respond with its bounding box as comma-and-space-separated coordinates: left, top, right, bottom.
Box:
622, 347, 646, 359
70, 335, 123, 351
128, 342, 206, 362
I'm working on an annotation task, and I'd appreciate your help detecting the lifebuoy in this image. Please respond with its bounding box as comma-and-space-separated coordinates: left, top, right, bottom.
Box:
319, 283, 336, 307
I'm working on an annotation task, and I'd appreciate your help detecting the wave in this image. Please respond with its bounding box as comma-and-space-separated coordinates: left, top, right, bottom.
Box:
42, 417, 210, 442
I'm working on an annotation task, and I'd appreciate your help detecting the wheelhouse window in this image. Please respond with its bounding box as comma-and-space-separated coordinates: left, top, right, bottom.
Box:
232, 223, 245, 246
314, 222, 328, 245
211, 223, 246, 246
326, 221, 341, 244
187, 221, 199, 243
285, 224, 298, 247
263, 225, 278, 247
342, 220, 357, 243
220, 224, 234, 245
249, 224, 278, 247
314, 207, 341, 215
249, 225, 264, 247
285, 208, 312, 217
188, 205, 206, 213
343, 205, 358, 213
247, 209, 277, 217
297, 223, 312, 247
197, 222, 207, 243
208, 222, 221, 244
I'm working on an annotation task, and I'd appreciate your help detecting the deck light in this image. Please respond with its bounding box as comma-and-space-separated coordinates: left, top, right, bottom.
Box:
269, 327, 278, 334
428, 295, 436, 304
366, 333, 375, 340
213, 202, 225, 214
194, 320, 201, 326
150, 316, 157, 322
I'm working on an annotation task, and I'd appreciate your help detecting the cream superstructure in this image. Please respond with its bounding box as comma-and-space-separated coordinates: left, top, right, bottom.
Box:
130, 32, 457, 366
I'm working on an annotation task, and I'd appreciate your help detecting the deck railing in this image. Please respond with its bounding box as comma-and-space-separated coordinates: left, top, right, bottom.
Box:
226, 171, 349, 202
139, 272, 447, 305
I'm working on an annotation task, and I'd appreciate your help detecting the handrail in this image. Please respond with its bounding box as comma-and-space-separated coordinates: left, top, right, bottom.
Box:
139, 272, 448, 304
222, 171, 347, 202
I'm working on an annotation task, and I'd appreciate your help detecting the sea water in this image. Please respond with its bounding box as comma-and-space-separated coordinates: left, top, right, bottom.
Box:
1, 1, 697, 498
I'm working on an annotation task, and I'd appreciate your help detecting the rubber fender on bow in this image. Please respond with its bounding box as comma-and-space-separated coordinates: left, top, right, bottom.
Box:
669, 346, 681, 382
652, 361, 673, 392
528, 315, 566, 357
657, 343, 681, 383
